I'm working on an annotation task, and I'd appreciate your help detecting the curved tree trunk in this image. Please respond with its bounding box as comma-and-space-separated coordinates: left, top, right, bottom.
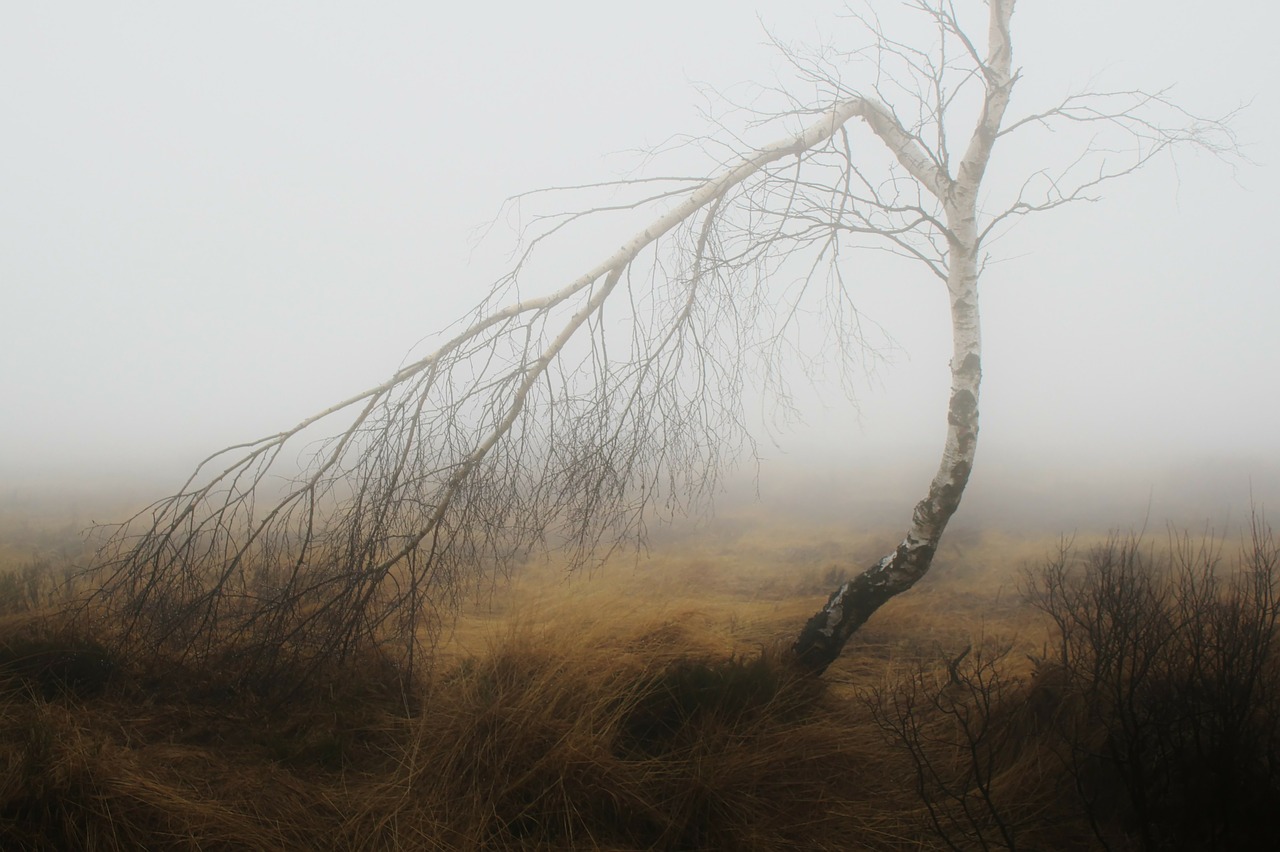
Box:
791, 0, 1014, 675
792, 245, 981, 674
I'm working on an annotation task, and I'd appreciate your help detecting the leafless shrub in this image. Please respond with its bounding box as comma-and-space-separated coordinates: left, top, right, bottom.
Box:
867, 514, 1280, 851
1024, 513, 1280, 851
868, 639, 1053, 851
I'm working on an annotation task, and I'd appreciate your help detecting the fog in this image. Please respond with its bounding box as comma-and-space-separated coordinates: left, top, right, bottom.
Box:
2, 1, 1277, 532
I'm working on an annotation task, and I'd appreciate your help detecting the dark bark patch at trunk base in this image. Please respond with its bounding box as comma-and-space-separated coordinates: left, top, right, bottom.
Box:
792, 539, 937, 675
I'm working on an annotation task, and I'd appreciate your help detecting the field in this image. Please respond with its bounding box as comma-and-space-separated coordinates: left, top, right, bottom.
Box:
1, 473, 1277, 850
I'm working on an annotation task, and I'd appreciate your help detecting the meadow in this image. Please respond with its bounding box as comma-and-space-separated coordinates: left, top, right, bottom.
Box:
0, 475, 1277, 850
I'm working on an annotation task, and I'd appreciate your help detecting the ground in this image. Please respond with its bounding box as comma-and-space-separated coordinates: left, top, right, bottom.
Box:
0, 477, 1274, 850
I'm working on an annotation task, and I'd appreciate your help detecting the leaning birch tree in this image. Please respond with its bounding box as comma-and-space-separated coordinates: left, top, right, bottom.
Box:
83, 0, 1233, 683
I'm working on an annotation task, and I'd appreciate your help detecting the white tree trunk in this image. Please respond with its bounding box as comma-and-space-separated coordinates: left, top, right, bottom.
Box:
793, 245, 981, 673
792, 0, 1014, 674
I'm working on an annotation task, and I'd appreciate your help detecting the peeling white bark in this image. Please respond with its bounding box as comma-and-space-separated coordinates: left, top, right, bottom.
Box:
793, 0, 1016, 674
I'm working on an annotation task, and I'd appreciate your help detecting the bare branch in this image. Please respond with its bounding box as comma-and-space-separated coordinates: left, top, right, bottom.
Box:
76, 0, 1239, 690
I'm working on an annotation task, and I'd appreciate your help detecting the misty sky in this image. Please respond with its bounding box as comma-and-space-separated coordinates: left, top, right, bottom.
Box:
2, 1, 1277, 516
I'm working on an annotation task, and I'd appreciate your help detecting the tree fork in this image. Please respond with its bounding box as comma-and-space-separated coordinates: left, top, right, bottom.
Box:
788, 0, 1011, 675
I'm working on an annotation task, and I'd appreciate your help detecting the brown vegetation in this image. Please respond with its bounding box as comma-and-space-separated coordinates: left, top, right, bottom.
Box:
0, 495, 1276, 850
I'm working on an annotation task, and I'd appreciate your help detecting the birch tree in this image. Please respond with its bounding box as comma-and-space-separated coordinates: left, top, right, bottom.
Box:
83, 0, 1234, 683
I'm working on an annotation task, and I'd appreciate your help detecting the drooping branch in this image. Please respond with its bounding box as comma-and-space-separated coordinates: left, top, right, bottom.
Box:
81, 96, 911, 682
77, 0, 1237, 689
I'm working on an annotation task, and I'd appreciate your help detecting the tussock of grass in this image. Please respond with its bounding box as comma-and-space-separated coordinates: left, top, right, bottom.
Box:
0, 615, 116, 700
0, 600, 898, 850
362, 615, 881, 850
0, 507, 1275, 850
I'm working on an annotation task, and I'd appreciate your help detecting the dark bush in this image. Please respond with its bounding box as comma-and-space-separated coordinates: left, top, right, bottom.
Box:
618, 651, 822, 758
1024, 516, 1280, 851
868, 639, 1063, 851
0, 632, 117, 700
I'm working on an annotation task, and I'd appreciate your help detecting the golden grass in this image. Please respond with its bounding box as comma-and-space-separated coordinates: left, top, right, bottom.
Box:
0, 497, 1237, 850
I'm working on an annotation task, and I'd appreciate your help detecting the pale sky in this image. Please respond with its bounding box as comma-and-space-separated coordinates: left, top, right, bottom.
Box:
2, 2, 1277, 522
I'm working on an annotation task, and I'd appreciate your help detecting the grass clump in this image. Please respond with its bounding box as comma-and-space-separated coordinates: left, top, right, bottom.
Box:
0, 624, 116, 700
1, 503, 1277, 849
0, 603, 890, 851
357, 618, 877, 851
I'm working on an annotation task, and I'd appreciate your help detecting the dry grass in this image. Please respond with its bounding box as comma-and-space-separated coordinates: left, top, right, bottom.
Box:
0, 494, 1273, 850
